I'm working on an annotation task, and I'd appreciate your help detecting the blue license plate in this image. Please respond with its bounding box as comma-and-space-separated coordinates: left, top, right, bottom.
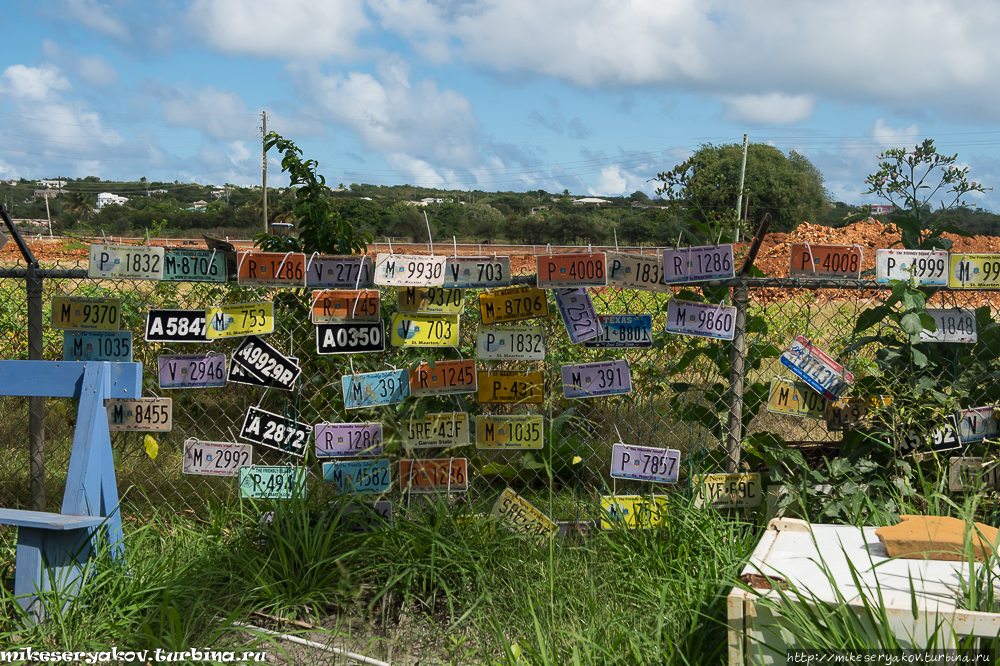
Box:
323, 459, 392, 493
342, 369, 410, 409
561, 360, 632, 399
63, 331, 133, 361
162, 249, 227, 282
584, 315, 653, 348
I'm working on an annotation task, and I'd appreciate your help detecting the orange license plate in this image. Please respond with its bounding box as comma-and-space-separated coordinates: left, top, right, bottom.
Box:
311, 289, 380, 323
410, 359, 477, 396
536, 253, 607, 288
400, 458, 469, 493
789, 244, 863, 279
238, 252, 307, 287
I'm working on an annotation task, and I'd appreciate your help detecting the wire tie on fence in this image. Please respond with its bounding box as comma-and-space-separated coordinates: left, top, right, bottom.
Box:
101, 229, 106, 242
388, 239, 393, 254
614, 228, 619, 253
423, 211, 435, 255
305, 251, 319, 274
805, 241, 816, 274
447, 457, 454, 495
237, 250, 249, 276
453, 236, 457, 257
208, 248, 217, 270
276, 251, 293, 282
588, 243, 592, 254
349, 357, 358, 379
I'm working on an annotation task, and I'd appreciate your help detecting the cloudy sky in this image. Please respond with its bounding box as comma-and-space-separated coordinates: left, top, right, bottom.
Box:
3, 0, 1000, 208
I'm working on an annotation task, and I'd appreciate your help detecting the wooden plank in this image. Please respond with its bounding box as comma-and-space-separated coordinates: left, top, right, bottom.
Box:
0, 361, 142, 399
0, 508, 104, 530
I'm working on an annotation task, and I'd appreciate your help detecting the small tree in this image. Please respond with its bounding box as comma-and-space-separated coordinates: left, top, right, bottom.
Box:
865, 139, 988, 250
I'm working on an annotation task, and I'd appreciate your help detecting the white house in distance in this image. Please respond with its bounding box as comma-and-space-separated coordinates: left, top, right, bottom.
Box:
96, 192, 129, 209
573, 197, 609, 206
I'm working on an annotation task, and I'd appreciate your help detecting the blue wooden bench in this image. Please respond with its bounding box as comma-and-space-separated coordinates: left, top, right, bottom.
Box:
0, 360, 142, 623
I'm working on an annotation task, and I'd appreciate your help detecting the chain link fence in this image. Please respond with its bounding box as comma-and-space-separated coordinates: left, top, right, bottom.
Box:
2, 244, 999, 522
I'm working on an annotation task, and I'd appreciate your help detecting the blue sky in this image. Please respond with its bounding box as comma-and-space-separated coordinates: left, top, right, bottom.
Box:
3, 0, 1000, 210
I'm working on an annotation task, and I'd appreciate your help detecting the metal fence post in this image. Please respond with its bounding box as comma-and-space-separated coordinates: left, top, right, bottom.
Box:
725, 281, 748, 473
27, 264, 45, 510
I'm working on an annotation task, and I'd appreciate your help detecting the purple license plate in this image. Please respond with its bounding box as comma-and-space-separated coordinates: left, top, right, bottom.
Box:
553, 288, 600, 343
561, 360, 632, 399
158, 353, 227, 389
314, 422, 383, 457
610, 443, 680, 483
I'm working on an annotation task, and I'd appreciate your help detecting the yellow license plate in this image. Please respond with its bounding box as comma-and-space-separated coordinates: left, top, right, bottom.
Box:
692, 473, 762, 508
475, 415, 544, 449
479, 286, 549, 324
600, 495, 669, 529
205, 302, 274, 339
477, 371, 544, 404
390, 313, 460, 347
51, 296, 121, 331
766, 377, 827, 419
397, 286, 464, 314
490, 488, 557, 535
826, 396, 890, 431
950, 253, 1000, 288
401, 412, 470, 448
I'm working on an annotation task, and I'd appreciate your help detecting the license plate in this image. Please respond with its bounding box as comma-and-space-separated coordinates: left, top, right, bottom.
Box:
876, 249, 948, 285
390, 313, 460, 347
310, 290, 380, 323
779, 335, 853, 400
475, 415, 544, 449
826, 397, 889, 431
661, 244, 734, 283
666, 299, 736, 340
789, 243, 863, 279
766, 377, 827, 419
610, 443, 680, 483
402, 412, 470, 448
409, 359, 477, 396
105, 398, 172, 431
323, 459, 391, 494
145, 309, 208, 343
900, 418, 962, 453
374, 253, 447, 286
950, 253, 1000, 288
339, 501, 392, 532
306, 255, 374, 288
64, 331, 132, 361
400, 458, 469, 493
477, 370, 544, 404
51, 297, 120, 331
158, 353, 227, 389
949, 457, 1000, 492
88, 244, 164, 280
536, 253, 607, 288
237, 251, 306, 287
955, 406, 1000, 444
163, 249, 227, 282
182, 439, 252, 477
479, 286, 549, 324
314, 422, 383, 457
605, 251, 670, 292
342, 369, 410, 409
561, 360, 632, 399
316, 321, 385, 354
584, 315, 653, 349
397, 286, 464, 314
921, 308, 977, 343
600, 495, 669, 530
443, 256, 511, 288
239, 407, 310, 457
230, 336, 301, 391
692, 473, 762, 508
239, 465, 307, 499
554, 288, 600, 343
206, 302, 274, 339
476, 325, 545, 361
490, 488, 557, 535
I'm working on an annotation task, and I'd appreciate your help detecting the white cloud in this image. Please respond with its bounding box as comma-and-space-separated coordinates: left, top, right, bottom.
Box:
151, 83, 256, 140
228, 141, 252, 163
189, 0, 370, 59
76, 55, 119, 88
0, 64, 70, 102
60, 0, 130, 40
591, 167, 627, 196
722, 94, 815, 125
866, 117, 919, 150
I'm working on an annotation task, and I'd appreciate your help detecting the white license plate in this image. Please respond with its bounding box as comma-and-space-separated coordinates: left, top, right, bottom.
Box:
158, 353, 226, 389
105, 398, 172, 431
661, 244, 734, 283
949, 457, 1000, 492
145, 309, 209, 343
950, 254, 1000, 289
554, 288, 600, 343
475, 415, 544, 449
306, 255, 374, 288
955, 406, 1000, 444
401, 412, 470, 448
314, 422, 383, 457
666, 299, 736, 340
584, 315, 653, 348
477, 325, 545, 360
561, 360, 632, 399
396, 286, 464, 314
443, 256, 511, 288
88, 244, 164, 280
239, 465, 307, 499
692, 473, 761, 508
921, 308, 977, 343
605, 252, 670, 292
779, 335, 853, 400
374, 253, 447, 286
390, 313, 460, 347
51, 297, 120, 331
63, 331, 132, 361
183, 439, 252, 476
490, 488, 557, 535
610, 443, 680, 484
239, 407, 310, 457
876, 249, 948, 285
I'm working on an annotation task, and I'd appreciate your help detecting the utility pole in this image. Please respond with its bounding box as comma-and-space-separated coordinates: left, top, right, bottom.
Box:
262, 111, 268, 234
734, 134, 749, 242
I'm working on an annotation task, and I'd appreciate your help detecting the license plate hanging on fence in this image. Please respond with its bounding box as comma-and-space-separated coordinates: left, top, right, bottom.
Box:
789, 244, 863, 279
479, 286, 549, 325
314, 422, 383, 457
105, 398, 172, 431
875, 249, 948, 285
443, 256, 511, 288
779, 335, 853, 401
230, 335, 301, 391
310, 290, 381, 323
323, 459, 392, 494
145, 309, 209, 343
536, 253, 607, 288
766, 377, 827, 419
52, 297, 120, 331
400, 458, 469, 493
610, 443, 680, 483
600, 496, 669, 530
477, 325, 545, 361
409, 359, 477, 396
315, 322, 385, 354
477, 370, 544, 404
64, 331, 132, 362
950, 253, 1000, 289
396, 286, 464, 314
921, 308, 977, 344
306, 255, 374, 289
374, 253, 447, 287
237, 251, 306, 287
183, 439, 252, 477
665, 299, 736, 341
158, 353, 226, 389
553, 288, 601, 343
955, 406, 1000, 444
390, 313, 460, 347
401, 412, 470, 448
490, 487, 557, 535
239, 465, 307, 499
692, 473, 762, 508
475, 415, 544, 449
342, 369, 410, 409
605, 251, 670, 292
561, 360, 632, 399
88, 244, 164, 280
661, 244, 734, 283
584, 315, 653, 349
205, 302, 274, 339
163, 249, 227, 283
239, 407, 310, 457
